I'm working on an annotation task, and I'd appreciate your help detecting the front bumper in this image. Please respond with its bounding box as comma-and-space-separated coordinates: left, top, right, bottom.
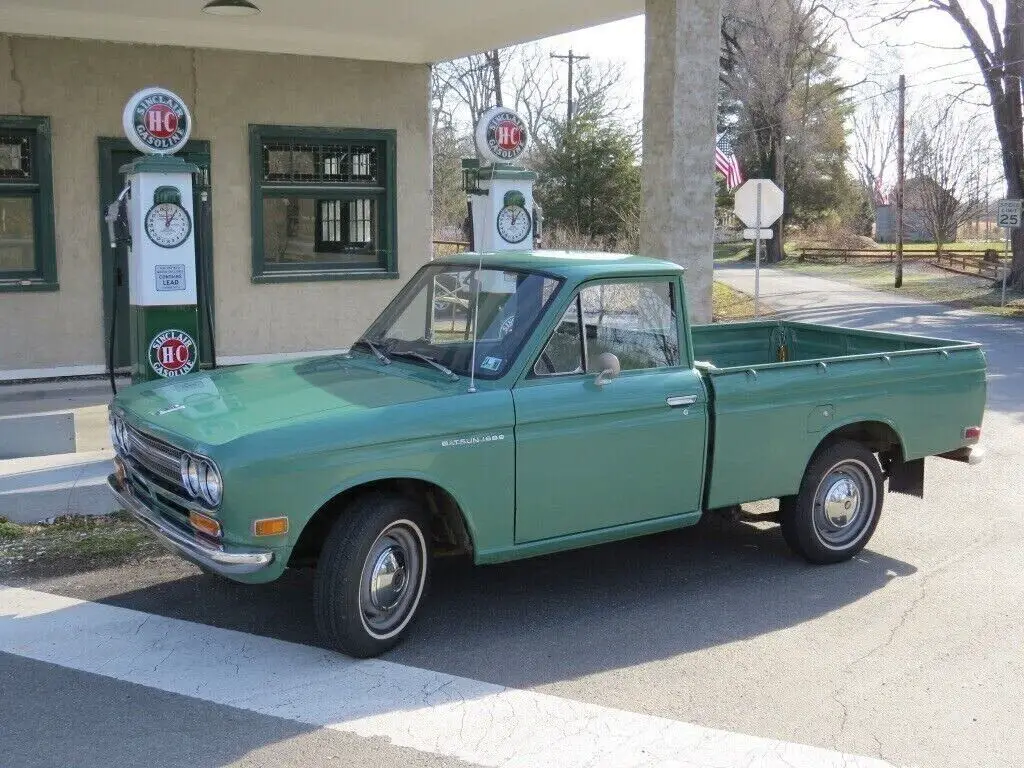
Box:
108, 474, 275, 576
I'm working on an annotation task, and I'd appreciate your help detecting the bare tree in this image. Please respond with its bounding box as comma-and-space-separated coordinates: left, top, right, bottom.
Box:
851, 79, 901, 199
874, 0, 1024, 287
905, 104, 990, 251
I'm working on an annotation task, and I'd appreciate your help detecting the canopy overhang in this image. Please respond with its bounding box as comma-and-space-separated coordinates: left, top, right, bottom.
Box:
0, 0, 644, 62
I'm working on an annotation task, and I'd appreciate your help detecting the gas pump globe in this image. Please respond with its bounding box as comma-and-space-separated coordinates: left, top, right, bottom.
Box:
462, 107, 539, 252
111, 87, 202, 384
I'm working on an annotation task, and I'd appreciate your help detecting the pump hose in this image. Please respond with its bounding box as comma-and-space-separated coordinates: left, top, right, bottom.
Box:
107, 266, 119, 397
199, 190, 217, 369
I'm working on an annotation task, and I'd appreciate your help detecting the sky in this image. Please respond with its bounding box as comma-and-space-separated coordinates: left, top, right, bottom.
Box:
530, 4, 1003, 190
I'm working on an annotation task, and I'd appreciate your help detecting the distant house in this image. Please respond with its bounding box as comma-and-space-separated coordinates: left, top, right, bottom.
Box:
874, 177, 958, 243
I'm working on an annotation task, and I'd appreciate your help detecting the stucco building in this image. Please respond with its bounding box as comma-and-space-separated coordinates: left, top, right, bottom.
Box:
0, 0, 721, 380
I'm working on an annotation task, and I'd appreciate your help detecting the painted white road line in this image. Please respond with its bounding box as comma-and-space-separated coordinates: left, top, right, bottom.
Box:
0, 585, 894, 768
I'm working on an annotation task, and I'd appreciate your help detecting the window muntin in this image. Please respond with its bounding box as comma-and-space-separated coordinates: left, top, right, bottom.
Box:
250, 127, 395, 280
0, 118, 56, 290
533, 280, 680, 376
362, 264, 563, 379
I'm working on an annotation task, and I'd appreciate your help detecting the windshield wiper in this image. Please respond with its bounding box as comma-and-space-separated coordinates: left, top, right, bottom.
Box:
388, 349, 459, 382
353, 337, 391, 365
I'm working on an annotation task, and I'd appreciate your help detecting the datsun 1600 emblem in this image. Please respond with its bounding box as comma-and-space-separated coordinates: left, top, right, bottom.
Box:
474, 106, 529, 164
149, 329, 197, 377
122, 87, 192, 155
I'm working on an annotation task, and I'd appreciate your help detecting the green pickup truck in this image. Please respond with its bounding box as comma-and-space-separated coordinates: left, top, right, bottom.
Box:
108, 251, 986, 657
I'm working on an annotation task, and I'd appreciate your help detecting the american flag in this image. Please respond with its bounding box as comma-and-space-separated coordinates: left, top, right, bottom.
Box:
715, 134, 744, 190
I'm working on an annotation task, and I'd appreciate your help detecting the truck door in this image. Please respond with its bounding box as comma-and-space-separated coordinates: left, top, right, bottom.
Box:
512, 278, 708, 543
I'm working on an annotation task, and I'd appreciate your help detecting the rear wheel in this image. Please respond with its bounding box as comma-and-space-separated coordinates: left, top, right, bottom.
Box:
314, 493, 430, 658
779, 440, 883, 564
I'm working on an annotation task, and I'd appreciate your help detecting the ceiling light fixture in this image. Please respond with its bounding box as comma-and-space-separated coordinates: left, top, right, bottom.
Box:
202, 0, 261, 16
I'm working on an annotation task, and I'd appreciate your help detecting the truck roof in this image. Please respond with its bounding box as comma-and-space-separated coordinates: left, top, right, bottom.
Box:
436, 250, 685, 280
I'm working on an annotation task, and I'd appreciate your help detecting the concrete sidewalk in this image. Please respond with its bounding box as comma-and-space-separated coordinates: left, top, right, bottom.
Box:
0, 379, 121, 522
715, 264, 1024, 412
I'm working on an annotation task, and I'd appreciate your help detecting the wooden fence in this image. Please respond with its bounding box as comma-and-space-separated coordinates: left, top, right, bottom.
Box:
432, 239, 470, 258
933, 251, 1009, 281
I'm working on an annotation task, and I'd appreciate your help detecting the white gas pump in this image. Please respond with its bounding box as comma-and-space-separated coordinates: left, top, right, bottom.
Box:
462, 107, 539, 252
107, 87, 202, 384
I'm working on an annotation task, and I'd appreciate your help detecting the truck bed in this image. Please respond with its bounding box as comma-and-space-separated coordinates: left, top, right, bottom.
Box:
690, 321, 986, 509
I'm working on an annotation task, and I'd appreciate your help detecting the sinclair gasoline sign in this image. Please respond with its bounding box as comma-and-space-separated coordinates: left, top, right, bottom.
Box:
474, 106, 529, 165
149, 329, 198, 377
122, 87, 192, 155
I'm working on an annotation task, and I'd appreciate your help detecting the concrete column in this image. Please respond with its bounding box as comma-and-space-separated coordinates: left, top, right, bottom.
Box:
641, 0, 722, 323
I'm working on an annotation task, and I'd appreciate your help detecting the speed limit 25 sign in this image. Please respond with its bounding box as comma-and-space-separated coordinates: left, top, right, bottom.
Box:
997, 199, 1022, 229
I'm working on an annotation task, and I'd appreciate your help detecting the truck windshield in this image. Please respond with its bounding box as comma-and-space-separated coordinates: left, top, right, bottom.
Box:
360, 264, 563, 379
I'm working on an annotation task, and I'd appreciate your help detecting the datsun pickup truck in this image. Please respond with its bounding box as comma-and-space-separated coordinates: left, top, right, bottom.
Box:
108, 251, 986, 657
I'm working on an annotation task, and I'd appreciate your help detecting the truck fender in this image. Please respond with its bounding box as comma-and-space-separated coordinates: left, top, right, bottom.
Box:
302, 470, 479, 555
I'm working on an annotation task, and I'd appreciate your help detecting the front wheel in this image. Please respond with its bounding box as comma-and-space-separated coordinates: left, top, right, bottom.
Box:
314, 493, 430, 657
779, 440, 884, 564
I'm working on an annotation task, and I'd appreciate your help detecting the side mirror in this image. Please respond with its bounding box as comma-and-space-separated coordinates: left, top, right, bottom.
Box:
594, 352, 621, 387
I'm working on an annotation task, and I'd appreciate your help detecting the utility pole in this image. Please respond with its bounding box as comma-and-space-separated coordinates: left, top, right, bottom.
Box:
551, 49, 590, 132
895, 73, 906, 288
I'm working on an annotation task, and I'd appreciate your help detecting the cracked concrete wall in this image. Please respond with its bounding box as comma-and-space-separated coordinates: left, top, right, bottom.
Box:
641, 0, 722, 324
0, 36, 429, 374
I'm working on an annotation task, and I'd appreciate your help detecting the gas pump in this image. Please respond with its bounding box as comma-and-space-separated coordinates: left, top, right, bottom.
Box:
106, 87, 202, 386
462, 107, 540, 253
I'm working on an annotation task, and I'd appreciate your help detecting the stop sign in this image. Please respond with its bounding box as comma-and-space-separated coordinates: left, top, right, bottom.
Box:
734, 179, 784, 228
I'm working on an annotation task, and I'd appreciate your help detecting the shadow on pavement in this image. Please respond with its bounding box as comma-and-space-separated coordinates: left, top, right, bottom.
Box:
75, 512, 915, 690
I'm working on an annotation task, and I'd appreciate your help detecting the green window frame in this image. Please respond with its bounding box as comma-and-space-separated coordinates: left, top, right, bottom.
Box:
0, 116, 57, 292
249, 125, 398, 283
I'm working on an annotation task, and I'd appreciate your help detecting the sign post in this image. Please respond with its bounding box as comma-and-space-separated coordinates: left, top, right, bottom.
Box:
997, 199, 1021, 308
734, 180, 785, 316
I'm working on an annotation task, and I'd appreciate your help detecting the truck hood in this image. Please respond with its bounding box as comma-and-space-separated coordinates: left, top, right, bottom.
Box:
114, 354, 457, 447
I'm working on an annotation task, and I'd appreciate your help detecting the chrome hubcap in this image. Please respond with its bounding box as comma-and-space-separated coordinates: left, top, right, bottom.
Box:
812, 460, 876, 549
359, 521, 425, 639
368, 547, 408, 611
822, 478, 860, 528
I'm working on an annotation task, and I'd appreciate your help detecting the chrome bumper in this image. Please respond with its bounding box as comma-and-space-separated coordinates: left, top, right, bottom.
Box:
937, 445, 985, 466
108, 474, 274, 576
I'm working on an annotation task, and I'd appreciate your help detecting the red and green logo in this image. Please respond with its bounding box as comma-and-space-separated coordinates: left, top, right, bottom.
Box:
122, 87, 192, 155
149, 329, 197, 378
474, 107, 530, 164
486, 111, 527, 161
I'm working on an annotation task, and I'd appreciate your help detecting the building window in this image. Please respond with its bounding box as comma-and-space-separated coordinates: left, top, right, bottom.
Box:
249, 126, 397, 282
0, 116, 57, 292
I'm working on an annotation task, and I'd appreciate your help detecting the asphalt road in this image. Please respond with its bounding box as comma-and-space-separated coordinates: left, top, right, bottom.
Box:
2, 267, 1021, 768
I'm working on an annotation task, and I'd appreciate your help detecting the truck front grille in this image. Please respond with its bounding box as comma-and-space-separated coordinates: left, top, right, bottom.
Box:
125, 425, 184, 493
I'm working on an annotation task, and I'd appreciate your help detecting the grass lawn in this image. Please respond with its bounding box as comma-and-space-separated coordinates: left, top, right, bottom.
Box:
713, 281, 765, 321
776, 259, 1023, 317
900, 241, 1007, 252
0, 512, 166, 576
713, 241, 751, 264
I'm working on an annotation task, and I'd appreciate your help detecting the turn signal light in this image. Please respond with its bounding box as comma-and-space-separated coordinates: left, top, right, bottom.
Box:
253, 517, 289, 537
964, 426, 982, 443
189, 510, 222, 538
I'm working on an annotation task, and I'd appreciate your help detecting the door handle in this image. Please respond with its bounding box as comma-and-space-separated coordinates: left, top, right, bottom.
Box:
666, 395, 698, 408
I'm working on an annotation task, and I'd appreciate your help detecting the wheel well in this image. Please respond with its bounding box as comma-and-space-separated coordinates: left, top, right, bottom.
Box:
288, 479, 474, 568
817, 421, 904, 468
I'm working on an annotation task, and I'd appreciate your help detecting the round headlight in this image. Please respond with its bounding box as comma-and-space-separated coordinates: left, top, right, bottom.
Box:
179, 454, 201, 498
120, 420, 132, 455
200, 460, 222, 506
